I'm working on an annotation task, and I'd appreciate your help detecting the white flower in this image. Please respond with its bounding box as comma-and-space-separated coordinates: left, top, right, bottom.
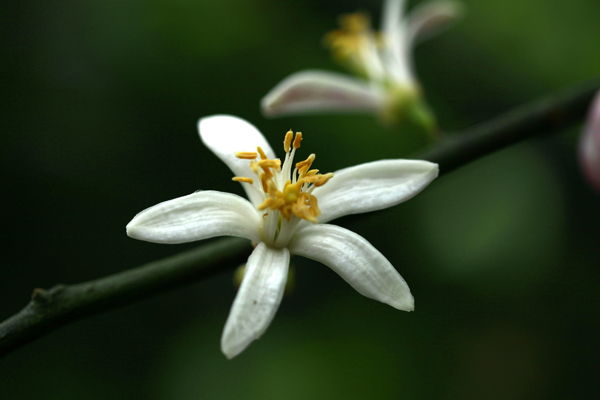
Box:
127, 115, 439, 358
261, 0, 463, 125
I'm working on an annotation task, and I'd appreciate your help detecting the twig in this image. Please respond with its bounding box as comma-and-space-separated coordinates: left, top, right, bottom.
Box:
416, 79, 600, 172
1, 79, 598, 358
0, 238, 252, 357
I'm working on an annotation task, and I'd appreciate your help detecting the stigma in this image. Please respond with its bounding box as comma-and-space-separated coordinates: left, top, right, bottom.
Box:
232, 130, 333, 224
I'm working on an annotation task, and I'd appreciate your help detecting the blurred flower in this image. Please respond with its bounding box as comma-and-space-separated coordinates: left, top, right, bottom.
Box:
579, 90, 600, 192
127, 115, 439, 358
261, 0, 463, 128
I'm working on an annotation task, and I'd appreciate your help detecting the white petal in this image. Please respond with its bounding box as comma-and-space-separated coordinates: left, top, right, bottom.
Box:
261, 70, 385, 117
127, 191, 261, 244
221, 243, 290, 359
379, 0, 414, 85
198, 115, 276, 207
358, 32, 388, 83
289, 224, 413, 311
406, 0, 464, 46
383, 31, 415, 87
381, 0, 407, 40
312, 159, 439, 224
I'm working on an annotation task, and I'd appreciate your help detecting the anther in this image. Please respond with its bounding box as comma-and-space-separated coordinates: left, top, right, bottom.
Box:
308, 194, 321, 216
293, 132, 303, 149
340, 13, 370, 32
257, 146, 268, 160
258, 159, 281, 169
296, 154, 315, 173
292, 201, 317, 223
302, 175, 320, 183
266, 180, 278, 197
284, 130, 293, 153
232, 177, 254, 184
235, 151, 258, 160
314, 172, 334, 187
258, 198, 284, 211
260, 178, 268, 193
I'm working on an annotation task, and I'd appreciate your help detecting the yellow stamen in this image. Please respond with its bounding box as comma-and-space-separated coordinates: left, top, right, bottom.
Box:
339, 13, 370, 32
235, 130, 334, 224
235, 151, 258, 160
260, 181, 268, 193
314, 172, 334, 187
258, 159, 281, 169
258, 197, 285, 211
308, 194, 320, 216
301, 175, 320, 183
323, 12, 375, 72
259, 173, 269, 192
296, 154, 315, 175
266, 180, 278, 197
284, 130, 293, 153
260, 168, 273, 182
292, 200, 318, 223
232, 177, 254, 184
293, 132, 302, 149
257, 146, 268, 160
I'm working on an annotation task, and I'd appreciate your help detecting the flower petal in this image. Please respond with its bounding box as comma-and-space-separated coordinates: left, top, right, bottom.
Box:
380, 0, 415, 85
221, 243, 290, 359
198, 115, 276, 207
289, 224, 413, 311
406, 0, 464, 46
311, 159, 438, 224
126, 191, 261, 244
261, 70, 385, 117
381, 0, 407, 40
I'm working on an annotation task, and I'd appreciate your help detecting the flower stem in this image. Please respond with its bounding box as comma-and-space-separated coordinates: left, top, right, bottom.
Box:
1, 79, 598, 359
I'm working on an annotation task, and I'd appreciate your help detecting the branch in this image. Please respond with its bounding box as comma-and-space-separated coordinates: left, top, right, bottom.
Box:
416, 79, 600, 172
0, 237, 252, 357
1, 79, 598, 358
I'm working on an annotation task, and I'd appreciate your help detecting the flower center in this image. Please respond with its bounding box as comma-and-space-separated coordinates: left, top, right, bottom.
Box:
233, 130, 333, 225
323, 13, 384, 75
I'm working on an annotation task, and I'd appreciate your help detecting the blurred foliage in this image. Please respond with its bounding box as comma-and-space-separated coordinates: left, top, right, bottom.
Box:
1, 0, 599, 399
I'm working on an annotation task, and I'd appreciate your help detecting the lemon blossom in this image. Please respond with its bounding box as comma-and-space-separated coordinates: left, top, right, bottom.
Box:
261, 0, 463, 125
126, 115, 439, 358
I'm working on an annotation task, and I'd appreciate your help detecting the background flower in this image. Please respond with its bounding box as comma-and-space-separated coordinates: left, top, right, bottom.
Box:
261, 0, 463, 128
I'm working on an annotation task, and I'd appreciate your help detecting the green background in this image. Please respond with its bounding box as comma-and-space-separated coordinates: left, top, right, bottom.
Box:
1, 0, 599, 398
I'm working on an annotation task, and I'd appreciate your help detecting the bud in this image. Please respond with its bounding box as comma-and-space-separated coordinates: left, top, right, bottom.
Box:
579, 90, 600, 192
